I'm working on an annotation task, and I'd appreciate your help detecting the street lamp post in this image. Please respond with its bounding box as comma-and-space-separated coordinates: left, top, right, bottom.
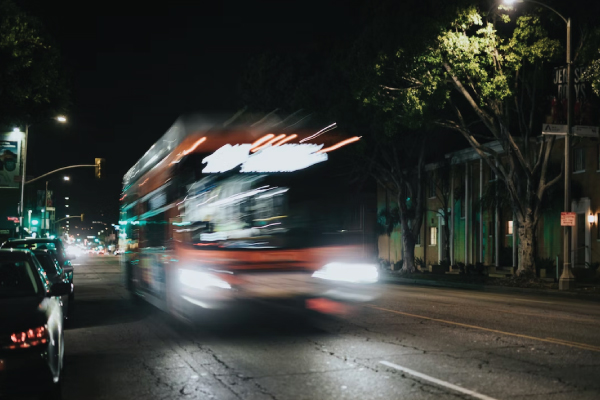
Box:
18, 116, 67, 238
18, 124, 29, 238
561, 17, 576, 289
503, 0, 575, 289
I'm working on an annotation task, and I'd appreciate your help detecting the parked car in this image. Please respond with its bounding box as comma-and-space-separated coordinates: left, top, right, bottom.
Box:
33, 249, 73, 318
1, 238, 75, 273
0, 248, 71, 399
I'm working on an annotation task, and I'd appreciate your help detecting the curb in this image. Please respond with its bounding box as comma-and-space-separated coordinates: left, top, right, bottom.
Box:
381, 274, 600, 302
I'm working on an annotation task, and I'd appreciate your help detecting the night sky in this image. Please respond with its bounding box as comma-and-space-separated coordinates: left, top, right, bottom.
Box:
13, 0, 365, 224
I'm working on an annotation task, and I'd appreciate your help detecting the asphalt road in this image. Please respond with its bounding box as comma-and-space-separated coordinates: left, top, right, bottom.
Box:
56, 255, 600, 400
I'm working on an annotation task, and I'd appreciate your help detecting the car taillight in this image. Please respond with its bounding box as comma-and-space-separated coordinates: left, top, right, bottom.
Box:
6, 326, 48, 349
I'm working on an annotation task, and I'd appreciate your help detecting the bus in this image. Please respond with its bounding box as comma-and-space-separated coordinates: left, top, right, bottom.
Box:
119, 112, 378, 321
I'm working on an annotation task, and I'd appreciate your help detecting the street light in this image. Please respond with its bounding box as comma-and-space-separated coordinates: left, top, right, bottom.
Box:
63, 176, 70, 181
18, 116, 67, 238
503, 0, 574, 289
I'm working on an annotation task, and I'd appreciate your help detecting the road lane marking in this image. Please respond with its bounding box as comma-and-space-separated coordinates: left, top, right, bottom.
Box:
513, 298, 553, 304
368, 305, 600, 352
379, 361, 499, 400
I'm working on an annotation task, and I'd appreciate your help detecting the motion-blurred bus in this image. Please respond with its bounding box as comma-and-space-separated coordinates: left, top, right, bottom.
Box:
119, 112, 377, 321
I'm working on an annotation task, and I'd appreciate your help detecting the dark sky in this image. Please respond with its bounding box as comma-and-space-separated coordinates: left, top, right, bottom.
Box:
13, 0, 366, 224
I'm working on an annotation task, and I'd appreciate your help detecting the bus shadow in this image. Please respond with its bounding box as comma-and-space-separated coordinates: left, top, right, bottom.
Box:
66, 298, 156, 330
177, 304, 338, 339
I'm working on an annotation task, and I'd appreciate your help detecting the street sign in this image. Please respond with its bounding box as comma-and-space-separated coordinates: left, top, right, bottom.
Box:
542, 124, 568, 135
572, 125, 600, 138
561, 212, 576, 226
46, 207, 55, 211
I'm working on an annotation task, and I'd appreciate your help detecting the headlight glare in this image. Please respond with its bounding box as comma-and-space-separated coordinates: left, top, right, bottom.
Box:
179, 269, 231, 290
312, 262, 379, 284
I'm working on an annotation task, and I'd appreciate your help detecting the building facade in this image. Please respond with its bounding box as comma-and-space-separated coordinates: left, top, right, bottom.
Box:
378, 137, 600, 273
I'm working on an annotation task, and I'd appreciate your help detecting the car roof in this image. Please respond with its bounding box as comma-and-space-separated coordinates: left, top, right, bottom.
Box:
5, 238, 61, 243
0, 248, 33, 259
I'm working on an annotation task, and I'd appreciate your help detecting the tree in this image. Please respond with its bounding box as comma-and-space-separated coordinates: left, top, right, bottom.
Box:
359, 2, 569, 274
0, 0, 69, 126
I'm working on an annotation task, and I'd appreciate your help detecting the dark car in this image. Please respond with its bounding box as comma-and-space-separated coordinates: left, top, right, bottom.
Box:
0, 248, 72, 399
1, 239, 75, 295
34, 250, 72, 319
1, 238, 74, 267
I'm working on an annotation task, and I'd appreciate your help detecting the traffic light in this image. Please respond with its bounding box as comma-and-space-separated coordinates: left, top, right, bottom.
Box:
95, 158, 105, 179
31, 219, 39, 226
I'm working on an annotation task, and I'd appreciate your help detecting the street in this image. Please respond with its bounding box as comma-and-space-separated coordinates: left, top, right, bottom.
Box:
61, 256, 600, 400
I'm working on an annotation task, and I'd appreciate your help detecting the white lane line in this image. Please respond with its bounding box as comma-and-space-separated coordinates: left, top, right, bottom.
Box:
513, 298, 553, 304
380, 361, 499, 400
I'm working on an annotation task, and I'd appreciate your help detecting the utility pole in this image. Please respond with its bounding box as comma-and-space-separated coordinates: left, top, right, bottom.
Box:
19, 124, 29, 238
559, 18, 576, 290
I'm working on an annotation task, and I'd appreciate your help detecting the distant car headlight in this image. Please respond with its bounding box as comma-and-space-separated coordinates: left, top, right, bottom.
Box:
312, 262, 379, 284
179, 269, 231, 290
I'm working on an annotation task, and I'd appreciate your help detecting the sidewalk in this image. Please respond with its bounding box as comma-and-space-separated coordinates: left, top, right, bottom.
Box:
380, 271, 600, 302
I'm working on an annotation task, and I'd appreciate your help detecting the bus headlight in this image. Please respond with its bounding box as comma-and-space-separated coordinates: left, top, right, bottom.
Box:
179, 269, 231, 290
312, 262, 379, 284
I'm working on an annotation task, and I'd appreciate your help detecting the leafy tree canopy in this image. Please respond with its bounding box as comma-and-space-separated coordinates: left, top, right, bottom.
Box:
0, 0, 69, 127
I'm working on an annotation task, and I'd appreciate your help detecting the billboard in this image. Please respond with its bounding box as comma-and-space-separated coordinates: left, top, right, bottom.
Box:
0, 132, 22, 188
37, 190, 54, 209
546, 65, 600, 126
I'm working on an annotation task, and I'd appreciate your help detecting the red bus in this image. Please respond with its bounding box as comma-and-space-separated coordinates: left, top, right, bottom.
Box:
119, 112, 378, 321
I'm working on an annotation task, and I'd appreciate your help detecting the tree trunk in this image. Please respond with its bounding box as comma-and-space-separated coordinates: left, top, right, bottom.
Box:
517, 216, 536, 275
401, 232, 416, 273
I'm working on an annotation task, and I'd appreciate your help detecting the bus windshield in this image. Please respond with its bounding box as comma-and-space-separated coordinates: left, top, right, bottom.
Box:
171, 153, 363, 249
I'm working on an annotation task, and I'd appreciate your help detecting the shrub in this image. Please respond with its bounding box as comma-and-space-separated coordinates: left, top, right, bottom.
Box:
585, 261, 600, 272
535, 257, 555, 277
466, 264, 475, 274
378, 258, 391, 270
414, 257, 426, 270
392, 260, 403, 271
474, 261, 485, 275
440, 259, 451, 270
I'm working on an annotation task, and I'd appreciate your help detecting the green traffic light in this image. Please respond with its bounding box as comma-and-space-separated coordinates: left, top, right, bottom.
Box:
31, 219, 39, 226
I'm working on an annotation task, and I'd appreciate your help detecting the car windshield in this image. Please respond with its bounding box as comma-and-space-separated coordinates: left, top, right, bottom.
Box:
34, 253, 60, 276
0, 259, 39, 298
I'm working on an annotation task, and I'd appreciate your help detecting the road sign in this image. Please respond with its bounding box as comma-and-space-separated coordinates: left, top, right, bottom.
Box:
572, 125, 599, 138
46, 207, 55, 211
561, 212, 576, 226
542, 124, 568, 135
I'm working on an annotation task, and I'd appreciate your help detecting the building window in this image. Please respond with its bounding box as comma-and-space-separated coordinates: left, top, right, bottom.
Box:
507, 220, 513, 235
573, 147, 585, 172
430, 227, 438, 245
428, 175, 436, 198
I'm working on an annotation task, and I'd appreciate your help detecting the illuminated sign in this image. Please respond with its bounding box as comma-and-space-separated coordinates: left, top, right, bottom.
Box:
202, 144, 327, 173
7, 216, 19, 223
